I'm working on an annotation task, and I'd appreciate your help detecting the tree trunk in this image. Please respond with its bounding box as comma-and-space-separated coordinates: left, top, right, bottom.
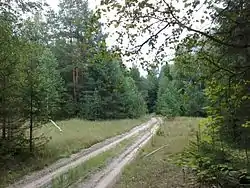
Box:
29, 76, 33, 153
2, 76, 6, 139
73, 68, 76, 102
2, 117, 6, 139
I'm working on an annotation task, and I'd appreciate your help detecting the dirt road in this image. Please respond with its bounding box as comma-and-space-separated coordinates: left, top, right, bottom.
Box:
8, 118, 160, 188
77, 120, 161, 188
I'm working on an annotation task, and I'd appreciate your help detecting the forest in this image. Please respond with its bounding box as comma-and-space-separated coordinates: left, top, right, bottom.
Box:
1, 0, 250, 187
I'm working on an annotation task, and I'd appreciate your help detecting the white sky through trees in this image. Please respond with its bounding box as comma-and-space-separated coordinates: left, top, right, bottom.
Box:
46, 0, 149, 74
46, 0, 98, 10
46, 0, 115, 49
46, 0, 209, 74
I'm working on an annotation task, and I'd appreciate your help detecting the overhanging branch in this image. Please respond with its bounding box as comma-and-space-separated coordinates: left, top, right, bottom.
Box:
133, 22, 171, 52
163, 1, 250, 49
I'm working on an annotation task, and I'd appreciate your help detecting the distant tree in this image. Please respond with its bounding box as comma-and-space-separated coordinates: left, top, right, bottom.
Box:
130, 66, 149, 101
156, 64, 182, 116
146, 68, 159, 113
49, 0, 109, 116
80, 59, 147, 120
122, 76, 147, 118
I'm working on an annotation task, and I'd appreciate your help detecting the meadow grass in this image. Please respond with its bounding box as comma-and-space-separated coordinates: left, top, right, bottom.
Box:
116, 117, 203, 188
39, 117, 148, 161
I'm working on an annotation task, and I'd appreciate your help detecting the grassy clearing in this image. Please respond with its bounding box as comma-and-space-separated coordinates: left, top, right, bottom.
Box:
39, 117, 149, 161
51, 136, 137, 188
1, 117, 148, 187
116, 117, 203, 188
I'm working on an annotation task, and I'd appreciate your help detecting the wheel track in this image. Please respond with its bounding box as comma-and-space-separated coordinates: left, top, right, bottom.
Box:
74, 118, 162, 188
8, 118, 158, 188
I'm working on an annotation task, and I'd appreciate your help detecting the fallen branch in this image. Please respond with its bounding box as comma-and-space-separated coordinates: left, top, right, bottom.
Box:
143, 144, 169, 158
50, 119, 63, 132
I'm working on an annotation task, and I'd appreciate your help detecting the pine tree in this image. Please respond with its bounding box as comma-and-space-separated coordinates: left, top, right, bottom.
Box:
156, 65, 182, 116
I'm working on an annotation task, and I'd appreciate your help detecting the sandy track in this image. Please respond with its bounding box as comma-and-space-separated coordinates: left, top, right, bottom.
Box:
74, 118, 161, 188
8, 118, 158, 188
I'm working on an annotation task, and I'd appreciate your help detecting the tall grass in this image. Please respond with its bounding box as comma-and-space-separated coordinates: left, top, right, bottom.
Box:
38, 118, 148, 160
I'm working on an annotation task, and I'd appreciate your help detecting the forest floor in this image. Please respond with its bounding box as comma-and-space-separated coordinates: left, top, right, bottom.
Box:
2, 117, 149, 188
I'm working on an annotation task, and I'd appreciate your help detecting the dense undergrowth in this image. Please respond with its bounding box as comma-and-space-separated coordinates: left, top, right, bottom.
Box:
176, 118, 250, 188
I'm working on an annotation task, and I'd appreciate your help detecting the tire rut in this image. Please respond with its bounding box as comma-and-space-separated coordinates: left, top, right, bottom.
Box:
74, 118, 161, 188
8, 118, 158, 188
